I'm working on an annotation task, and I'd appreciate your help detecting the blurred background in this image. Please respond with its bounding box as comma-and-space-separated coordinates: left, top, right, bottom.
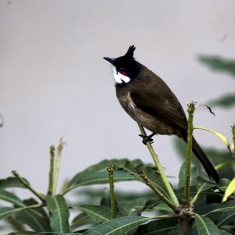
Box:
0, 0, 235, 204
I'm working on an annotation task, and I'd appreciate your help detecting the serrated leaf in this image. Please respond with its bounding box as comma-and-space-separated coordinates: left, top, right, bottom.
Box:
0, 188, 25, 207
75, 205, 111, 223
222, 178, 235, 202
0, 177, 29, 189
178, 162, 199, 189
66, 170, 135, 192
83, 216, 149, 235
136, 218, 178, 235
195, 214, 221, 235
47, 195, 70, 233
67, 159, 144, 189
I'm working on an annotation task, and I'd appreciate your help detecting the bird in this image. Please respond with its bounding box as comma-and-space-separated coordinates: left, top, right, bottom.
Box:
103, 45, 220, 183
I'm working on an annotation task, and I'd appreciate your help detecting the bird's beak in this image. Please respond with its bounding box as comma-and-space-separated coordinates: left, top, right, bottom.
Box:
103, 57, 115, 65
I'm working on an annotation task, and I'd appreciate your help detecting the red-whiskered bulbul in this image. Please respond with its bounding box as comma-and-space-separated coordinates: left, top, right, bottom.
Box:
103, 45, 220, 183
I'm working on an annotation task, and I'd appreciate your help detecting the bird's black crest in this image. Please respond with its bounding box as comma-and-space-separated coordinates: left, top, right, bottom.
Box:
124, 45, 136, 60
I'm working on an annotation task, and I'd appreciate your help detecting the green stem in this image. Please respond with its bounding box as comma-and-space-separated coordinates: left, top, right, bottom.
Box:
139, 170, 177, 211
47, 146, 55, 195
107, 165, 116, 219
183, 102, 195, 207
138, 124, 179, 207
52, 140, 64, 195
12, 170, 45, 202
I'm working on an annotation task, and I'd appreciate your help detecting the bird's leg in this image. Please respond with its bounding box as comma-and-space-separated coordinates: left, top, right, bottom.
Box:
139, 132, 156, 145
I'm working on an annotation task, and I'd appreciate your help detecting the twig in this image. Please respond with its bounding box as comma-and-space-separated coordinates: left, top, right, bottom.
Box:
183, 102, 195, 207
138, 124, 179, 207
107, 165, 116, 219
12, 170, 45, 202
138, 169, 177, 211
52, 139, 65, 195
47, 145, 55, 195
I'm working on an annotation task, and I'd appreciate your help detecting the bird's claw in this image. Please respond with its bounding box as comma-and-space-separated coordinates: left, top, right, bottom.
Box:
139, 134, 154, 145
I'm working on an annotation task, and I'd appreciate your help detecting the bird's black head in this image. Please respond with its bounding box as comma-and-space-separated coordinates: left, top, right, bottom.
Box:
104, 45, 142, 85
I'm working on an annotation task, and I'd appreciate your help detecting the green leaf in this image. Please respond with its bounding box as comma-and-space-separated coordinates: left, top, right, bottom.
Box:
75, 205, 111, 223
198, 55, 235, 77
136, 218, 178, 235
0, 188, 25, 207
194, 126, 232, 155
137, 199, 160, 215
209, 93, 235, 108
117, 161, 170, 200
66, 170, 135, 192
222, 178, 235, 202
7, 232, 36, 235
217, 178, 230, 192
215, 161, 235, 171
213, 201, 235, 214
0, 207, 25, 220
83, 216, 149, 235
0, 177, 29, 189
47, 195, 70, 233
100, 188, 111, 208
195, 203, 222, 222
195, 214, 221, 235
195, 175, 217, 191
216, 209, 235, 227
117, 206, 138, 217
154, 203, 174, 214
67, 158, 144, 189
71, 212, 94, 230
15, 198, 51, 232
178, 162, 199, 189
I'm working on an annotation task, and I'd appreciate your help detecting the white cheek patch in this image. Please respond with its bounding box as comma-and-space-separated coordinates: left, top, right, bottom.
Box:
112, 66, 130, 84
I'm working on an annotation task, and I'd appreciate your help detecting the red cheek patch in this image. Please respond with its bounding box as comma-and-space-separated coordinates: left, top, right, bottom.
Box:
120, 71, 127, 76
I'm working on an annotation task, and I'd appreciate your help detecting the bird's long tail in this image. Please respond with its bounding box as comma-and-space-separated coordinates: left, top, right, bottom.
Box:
184, 136, 220, 183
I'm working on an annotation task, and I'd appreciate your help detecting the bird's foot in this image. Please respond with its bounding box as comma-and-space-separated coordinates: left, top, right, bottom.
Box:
139, 132, 156, 145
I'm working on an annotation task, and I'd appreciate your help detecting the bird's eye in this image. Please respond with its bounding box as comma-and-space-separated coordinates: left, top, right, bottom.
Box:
119, 68, 127, 76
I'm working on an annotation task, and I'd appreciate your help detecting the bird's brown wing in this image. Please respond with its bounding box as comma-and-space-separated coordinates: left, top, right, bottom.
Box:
130, 85, 188, 133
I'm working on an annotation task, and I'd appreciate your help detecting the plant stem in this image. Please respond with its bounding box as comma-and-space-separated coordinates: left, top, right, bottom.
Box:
107, 165, 116, 219
12, 170, 45, 202
47, 145, 55, 195
52, 140, 64, 195
138, 124, 179, 207
139, 170, 177, 211
183, 102, 195, 207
